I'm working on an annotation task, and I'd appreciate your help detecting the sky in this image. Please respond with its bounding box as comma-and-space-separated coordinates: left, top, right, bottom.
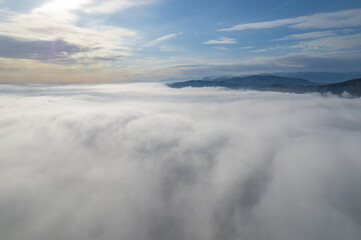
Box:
1, 83, 361, 240
0, 0, 361, 82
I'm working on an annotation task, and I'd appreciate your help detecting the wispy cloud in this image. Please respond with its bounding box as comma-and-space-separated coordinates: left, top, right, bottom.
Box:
203, 37, 237, 45
219, 8, 361, 31
239, 46, 253, 50
158, 45, 186, 52
213, 46, 229, 51
251, 46, 287, 53
292, 33, 361, 51
254, 33, 361, 54
143, 32, 182, 47
276, 31, 338, 41
143, 52, 361, 79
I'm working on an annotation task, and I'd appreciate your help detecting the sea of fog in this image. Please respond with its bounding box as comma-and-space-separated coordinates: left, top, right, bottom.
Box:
0, 83, 361, 240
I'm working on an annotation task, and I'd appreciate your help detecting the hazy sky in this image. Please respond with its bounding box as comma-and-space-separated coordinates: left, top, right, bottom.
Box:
1, 0, 361, 82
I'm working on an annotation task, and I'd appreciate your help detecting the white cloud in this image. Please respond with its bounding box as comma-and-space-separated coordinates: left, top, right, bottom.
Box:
203, 37, 237, 45
0, 84, 361, 240
143, 33, 182, 48
83, 0, 155, 14
219, 8, 361, 31
0, 0, 157, 62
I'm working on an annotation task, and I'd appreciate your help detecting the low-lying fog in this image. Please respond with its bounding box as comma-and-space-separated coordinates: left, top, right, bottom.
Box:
1, 83, 361, 240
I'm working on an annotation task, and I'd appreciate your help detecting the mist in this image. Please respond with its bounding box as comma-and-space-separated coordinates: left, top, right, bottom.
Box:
0, 83, 361, 240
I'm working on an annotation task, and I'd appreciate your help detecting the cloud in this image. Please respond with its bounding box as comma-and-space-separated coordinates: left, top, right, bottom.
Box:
203, 37, 237, 45
143, 33, 182, 48
273, 53, 361, 71
0, 0, 49, 11
247, 32, 361, 56
158, 46, 186, 52
141, 52, 361, 80
292, 33, 361, 51
0, 0, 153, 62
276, 31, 338, 41
213, 46, 229, 51
240, 46, 253, 50
2, 49, 361, 83
0, 36, 85, 60
83, 0, 156, 14
251, 46, 287, 53
219, 8, 361, 31
0, 83, 361, 240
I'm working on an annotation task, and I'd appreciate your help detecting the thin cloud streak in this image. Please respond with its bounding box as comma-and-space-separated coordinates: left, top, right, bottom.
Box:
276, 31, 338, 41
143, 32, 182, 47
203, 37, 237, 45
219, 8, 361, 31
213, 46, 229, 51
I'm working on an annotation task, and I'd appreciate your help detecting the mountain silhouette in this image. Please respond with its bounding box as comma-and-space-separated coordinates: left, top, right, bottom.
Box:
168, 75, 361, 97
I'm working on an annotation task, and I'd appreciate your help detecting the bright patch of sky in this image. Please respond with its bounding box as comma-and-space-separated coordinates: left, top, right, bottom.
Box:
0, 0, 361, 82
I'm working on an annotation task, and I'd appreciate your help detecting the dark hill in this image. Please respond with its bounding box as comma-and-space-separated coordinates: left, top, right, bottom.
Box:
169, 75, 316, 89
301, 78, 361, 96
168, 75, 361, 97
265, 72, 361, 84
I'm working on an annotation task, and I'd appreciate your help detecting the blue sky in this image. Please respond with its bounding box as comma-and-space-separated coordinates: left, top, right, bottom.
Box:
0, 0, 361, 82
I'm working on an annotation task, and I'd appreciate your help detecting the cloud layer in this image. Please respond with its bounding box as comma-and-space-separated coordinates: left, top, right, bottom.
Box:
0, 84, 361, 240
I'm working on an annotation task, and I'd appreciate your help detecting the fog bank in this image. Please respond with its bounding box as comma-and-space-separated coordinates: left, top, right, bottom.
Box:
0, 83, 361, 240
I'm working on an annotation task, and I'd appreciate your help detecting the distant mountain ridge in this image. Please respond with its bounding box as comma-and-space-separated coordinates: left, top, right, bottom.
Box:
263, 72, 361, 84
168, 75, 361, 97
169, 75, 316, 89
199, 72, 361, 84
301, 78, 361, 96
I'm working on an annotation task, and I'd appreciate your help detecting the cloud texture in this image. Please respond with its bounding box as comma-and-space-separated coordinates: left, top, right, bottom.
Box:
0, 36, 84, 60
220, 8, 361, 31
0, 83, 361, 240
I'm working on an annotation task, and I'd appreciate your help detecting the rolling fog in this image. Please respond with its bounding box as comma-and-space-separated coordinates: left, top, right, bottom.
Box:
0, 83, 361, 240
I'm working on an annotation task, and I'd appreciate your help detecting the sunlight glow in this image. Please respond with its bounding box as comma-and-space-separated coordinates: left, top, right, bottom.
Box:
42, 0, 90, 11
